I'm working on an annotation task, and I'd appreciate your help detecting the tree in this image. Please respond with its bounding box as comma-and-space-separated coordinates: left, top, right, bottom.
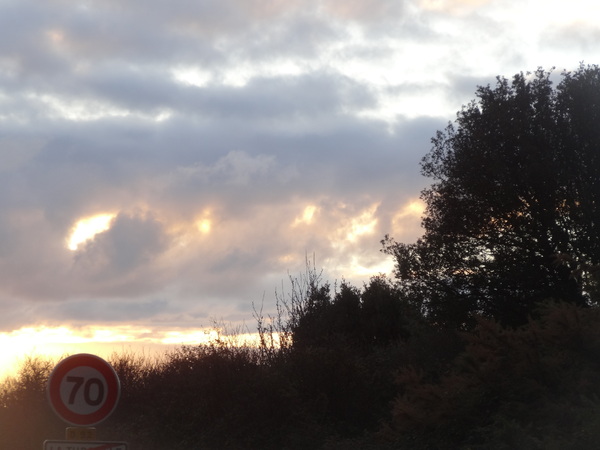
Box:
383, 64, 600, 328
288, 274, 412, 350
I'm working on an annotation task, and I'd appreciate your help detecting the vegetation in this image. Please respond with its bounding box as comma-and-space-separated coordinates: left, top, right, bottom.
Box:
383, 64, 600, 328
1, 64, 600, 449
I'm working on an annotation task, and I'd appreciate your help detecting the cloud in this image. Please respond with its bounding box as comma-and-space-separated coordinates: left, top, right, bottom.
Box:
418, 0, 492, 15
0, 93, 438, 317
73, 210, 169, 277
0, 0, 599, 334
546, 22, 600, 53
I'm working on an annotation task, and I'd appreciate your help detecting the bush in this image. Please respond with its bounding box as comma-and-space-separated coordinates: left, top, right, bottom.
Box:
385, 302, 600, 449
0, 356, 64, 449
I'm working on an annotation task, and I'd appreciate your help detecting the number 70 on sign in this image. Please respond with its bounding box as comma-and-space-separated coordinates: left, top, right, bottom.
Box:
64, 375, 105, 406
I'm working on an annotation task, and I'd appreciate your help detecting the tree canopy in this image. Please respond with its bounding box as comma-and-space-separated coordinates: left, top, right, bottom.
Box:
384, 64, 600, 327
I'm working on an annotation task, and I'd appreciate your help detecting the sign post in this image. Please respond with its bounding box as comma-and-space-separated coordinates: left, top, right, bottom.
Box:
45, 353, 127, 449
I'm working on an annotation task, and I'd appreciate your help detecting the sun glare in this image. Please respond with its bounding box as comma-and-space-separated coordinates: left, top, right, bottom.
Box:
67, 213, 116, 250
196, 218, 212, 234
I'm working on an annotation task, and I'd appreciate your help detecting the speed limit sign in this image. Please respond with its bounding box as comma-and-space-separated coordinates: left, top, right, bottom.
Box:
47, 353, 121, 426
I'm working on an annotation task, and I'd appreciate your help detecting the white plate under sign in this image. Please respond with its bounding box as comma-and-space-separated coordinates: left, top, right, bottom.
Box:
43, 440, 128, 450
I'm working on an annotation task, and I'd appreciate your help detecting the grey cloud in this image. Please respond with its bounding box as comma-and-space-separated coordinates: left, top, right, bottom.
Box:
2, 67, 378, 126
77, 70, 376, 119
183, 73, 377, 119
545, 22, 600, 53
44, 297, 172, 324
174, 151, 277, 188
0, 104, 435, 229
0, 0, 336, 80
157, 114, 434, 215
0, 0, 421, 95
74, 211, 169, 276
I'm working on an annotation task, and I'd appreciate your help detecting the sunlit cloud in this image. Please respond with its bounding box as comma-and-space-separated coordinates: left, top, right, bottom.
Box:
171, 66, 213, 88
419, 0, 490, 14
26, 93, 131, 121
340, 254, 395, 277
399, 199, 425, 218
293, 205, 318, 226
67, 213, 116, 251
345, 203, 379, 242
391, 199, 425, 237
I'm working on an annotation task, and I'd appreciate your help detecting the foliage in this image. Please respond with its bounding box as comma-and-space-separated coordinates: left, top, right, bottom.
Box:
0, 271, 418, 449
383, 64, 600, 327
0, 356, 63, 449
384, 301, 600, 449
1, 284, 600, 449
3, 66, 600, 448
288, 275, 414, 351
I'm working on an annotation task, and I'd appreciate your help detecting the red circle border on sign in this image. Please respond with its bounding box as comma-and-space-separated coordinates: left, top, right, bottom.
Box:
47, 353, 121, 426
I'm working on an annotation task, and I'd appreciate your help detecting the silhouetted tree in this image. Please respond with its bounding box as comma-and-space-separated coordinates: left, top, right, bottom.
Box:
288, 274, 413, 350
384, 64, 600, 327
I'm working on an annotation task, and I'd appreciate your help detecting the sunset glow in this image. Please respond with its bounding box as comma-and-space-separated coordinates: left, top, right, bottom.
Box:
0, 325, 264, 380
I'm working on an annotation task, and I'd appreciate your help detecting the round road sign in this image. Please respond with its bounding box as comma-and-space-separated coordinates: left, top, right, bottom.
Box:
47, 353, 121, 426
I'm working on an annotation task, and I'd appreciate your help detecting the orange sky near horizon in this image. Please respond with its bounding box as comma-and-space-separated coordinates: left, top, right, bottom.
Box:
0, 325, 268, 380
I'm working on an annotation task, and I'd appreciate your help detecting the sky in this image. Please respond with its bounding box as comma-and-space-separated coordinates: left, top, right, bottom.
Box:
1, 0, 600, 377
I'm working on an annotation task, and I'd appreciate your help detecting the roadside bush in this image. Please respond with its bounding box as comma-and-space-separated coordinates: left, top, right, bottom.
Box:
0, 356, 63, 449
385, 302, 600, 449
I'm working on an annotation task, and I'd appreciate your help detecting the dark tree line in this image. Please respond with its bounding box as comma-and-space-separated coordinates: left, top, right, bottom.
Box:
383, 64, 600, 328
1, 64, 600, 449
